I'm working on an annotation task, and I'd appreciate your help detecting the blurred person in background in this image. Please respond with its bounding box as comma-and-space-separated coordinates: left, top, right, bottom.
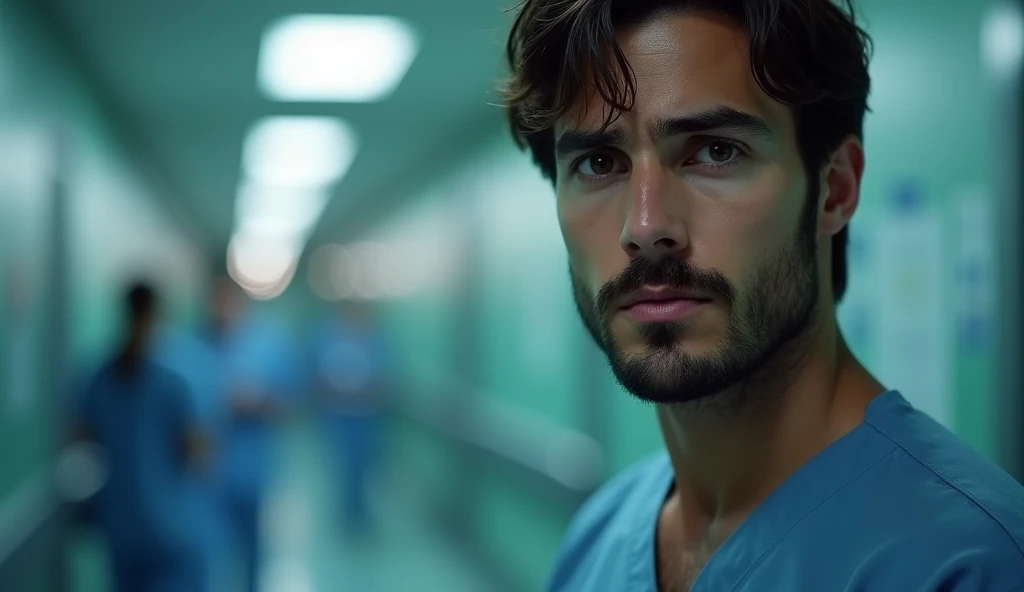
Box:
207, 274, 293, 592
154, 318, 230, 591
501, 0, 1024, 591
311, 299, 392, 535
72, 281, 208, 592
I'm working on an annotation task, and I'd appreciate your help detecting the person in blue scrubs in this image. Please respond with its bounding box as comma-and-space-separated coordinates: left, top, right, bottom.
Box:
206, 275, 293, 592
74, 282, 208, 592
311, 300, 391, 534
499, 2, 1024, 591
153, 324, 230, 591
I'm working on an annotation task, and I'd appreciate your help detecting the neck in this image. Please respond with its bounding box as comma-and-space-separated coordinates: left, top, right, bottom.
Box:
119, 334, 148, 370
656, 312, 884, 533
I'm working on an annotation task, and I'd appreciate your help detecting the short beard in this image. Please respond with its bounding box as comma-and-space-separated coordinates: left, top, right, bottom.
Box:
571, 192, 820, 413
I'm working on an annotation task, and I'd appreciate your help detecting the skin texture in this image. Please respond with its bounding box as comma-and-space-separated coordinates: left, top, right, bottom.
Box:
555, 11, 885, 590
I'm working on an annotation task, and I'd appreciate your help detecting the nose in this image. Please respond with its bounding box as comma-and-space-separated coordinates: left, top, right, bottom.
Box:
619, 163, 688, 259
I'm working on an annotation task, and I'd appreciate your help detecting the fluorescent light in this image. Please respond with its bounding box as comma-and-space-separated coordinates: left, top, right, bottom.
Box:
329, 246, 361, 300
227, 232, 302, 300
308, 244, 345, 301
983, 1, 1024, 78
311, 240, 431, 301
237, 216, 314, 239
235, 184, 330, 238
242, 116, 358, 188
258, 14, 419, 102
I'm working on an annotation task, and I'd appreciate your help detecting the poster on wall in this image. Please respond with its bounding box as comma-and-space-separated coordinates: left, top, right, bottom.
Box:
873, 182, 952, 428
952, 187, 995, 354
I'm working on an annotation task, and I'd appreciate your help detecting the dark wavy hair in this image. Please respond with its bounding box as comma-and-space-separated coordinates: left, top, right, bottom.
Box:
500, 0, 872, 301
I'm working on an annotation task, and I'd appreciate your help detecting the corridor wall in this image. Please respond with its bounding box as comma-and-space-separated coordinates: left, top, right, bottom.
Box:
0, 1, 206, 590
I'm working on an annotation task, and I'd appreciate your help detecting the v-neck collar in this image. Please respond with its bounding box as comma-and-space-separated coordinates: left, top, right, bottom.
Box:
635, 391, 904, 592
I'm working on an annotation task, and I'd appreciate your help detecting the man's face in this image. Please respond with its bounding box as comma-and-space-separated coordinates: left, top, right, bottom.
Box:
556, 12, 822, 406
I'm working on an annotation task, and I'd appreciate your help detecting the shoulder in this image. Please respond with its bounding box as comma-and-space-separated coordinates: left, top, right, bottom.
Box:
79, 357, 123, 396
842, 503, 1024, 590
142, 361, 192, 404
732, 393, 1024, 591
548, 451, 671, 591
77, 363, 111, 409
848, 392, 1024, 587
145, 360, 187, 385
866, 392, 1024, 549
560, 451, 668, 545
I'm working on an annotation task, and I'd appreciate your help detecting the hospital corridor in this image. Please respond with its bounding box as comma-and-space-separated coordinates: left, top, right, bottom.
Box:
1, 0, 1023, 591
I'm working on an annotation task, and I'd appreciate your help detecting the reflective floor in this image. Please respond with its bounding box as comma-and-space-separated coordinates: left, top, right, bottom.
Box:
71, 417, 499, 592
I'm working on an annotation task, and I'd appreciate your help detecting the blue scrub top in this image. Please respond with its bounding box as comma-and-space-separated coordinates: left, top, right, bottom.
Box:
152, 328, 230, 552
548, 391, 1024, 592
310, 317, 390, 404
154, 327, 227, 432
78, 359, 202, 556
209, 315, 296, 496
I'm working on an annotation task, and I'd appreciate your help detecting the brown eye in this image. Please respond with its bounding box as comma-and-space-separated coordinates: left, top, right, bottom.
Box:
708, 141, 735, 162
578, 154, 617, 176
692, 140, 745, 166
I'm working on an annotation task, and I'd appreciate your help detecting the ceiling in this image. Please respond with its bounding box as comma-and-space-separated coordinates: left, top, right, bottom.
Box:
36, 0, 516, 252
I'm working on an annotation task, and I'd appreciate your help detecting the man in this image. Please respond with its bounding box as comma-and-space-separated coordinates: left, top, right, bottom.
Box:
500, 1, 1024, 591
311, 300, 391, 534
153, 320, 230, 591
207, 275, 291, 592
74, 282, 207, 592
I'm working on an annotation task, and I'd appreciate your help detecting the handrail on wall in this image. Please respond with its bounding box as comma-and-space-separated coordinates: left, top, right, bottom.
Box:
391, 372, 607, 498
0, 471, 59, 572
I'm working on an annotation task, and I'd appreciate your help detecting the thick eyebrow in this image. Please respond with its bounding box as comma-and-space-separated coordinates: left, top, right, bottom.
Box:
652, 106, 776, 142
555, 127, 628, 161
554, 105, 777, 161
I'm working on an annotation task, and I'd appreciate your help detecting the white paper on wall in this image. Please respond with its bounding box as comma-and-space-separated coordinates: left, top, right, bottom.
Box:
873, 198, 952, 428
952, 187, 996, 352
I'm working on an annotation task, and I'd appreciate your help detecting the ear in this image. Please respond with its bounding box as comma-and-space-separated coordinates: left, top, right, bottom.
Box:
819, 135, 865, 237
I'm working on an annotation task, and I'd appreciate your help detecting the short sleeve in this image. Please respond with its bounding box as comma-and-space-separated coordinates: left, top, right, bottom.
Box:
547, 452, 671, 592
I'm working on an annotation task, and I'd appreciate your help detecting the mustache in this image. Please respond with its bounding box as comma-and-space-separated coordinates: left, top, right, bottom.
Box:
595, 257, 735, 315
